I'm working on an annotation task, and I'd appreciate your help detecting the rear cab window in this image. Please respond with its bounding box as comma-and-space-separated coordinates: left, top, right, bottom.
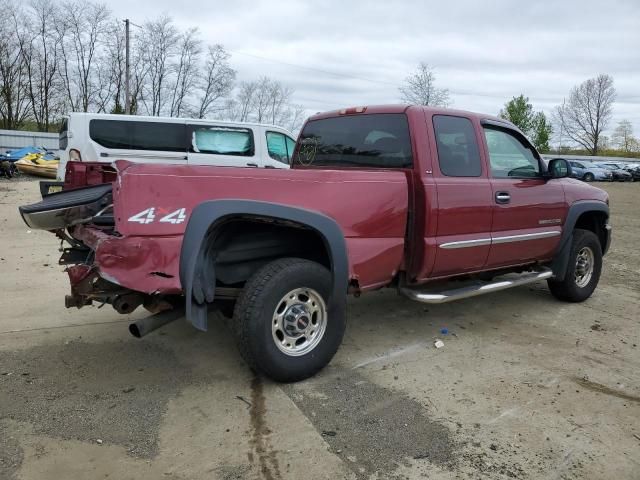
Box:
432, 115, 482, 177
294, 113, 412, 168
189, 125, 254, 156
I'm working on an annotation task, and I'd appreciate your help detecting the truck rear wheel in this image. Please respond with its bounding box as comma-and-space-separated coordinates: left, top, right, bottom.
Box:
547, 229, 602, 302
232, 258, 345, 382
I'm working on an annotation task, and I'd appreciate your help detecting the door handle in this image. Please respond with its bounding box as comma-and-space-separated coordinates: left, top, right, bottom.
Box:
246, 163, 258, 167
495, 192, 511, 204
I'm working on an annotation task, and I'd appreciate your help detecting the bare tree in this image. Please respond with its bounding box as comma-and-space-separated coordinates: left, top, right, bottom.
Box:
139, 15, 179, 116
399, 62, 450, 107
0, 8, 307, 131
554, 74, 616, 155
94, 19, 126, 113
57, 0, 110, 112
128, 28, 149, 115
20, 0, 64, 130
229, 80, 259, 122
224, 77, 305, 130
281, 103, 306, 132
0, 1, 31, 129
611, 120, 636, 153
168, 27, 201, 117
195, 45, 235, 119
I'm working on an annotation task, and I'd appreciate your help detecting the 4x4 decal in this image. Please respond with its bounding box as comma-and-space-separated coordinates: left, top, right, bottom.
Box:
128, 208, 187, 224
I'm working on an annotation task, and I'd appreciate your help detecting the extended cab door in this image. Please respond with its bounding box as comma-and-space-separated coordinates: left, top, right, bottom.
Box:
481, 122, 566, 268
415, 114, 493, 279
187, 124, 263, 167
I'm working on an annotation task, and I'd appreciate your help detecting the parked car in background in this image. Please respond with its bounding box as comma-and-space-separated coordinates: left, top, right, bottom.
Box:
568, 160, 612, 182
619, 162, 640, 181
595, 162, 633, 181
57, 112, 297, 180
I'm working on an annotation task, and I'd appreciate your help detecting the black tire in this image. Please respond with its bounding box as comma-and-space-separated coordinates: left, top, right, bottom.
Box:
232, 258, 346, 382
547, 229, 602, 302
583, 172, 595, 182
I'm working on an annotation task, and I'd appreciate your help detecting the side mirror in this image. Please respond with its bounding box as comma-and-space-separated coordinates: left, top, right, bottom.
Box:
547, 158, 571, 179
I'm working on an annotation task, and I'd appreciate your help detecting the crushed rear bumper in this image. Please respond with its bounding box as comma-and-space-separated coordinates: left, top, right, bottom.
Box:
69, 225, 183, 295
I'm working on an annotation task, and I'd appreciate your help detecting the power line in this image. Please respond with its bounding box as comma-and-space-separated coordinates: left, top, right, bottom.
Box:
230, 50, 513, 101
230, 50, 398, 87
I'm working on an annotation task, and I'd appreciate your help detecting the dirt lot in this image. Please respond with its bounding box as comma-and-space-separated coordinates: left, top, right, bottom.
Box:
1, 177, 639, 480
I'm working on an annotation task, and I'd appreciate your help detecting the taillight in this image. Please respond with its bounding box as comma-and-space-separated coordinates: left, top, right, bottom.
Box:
69, 149, 82, 161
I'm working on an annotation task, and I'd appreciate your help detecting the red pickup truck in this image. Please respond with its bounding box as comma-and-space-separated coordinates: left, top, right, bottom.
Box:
20, 105, 611, 381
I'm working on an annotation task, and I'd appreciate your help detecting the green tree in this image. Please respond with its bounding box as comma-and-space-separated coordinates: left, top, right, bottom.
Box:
499, 95, 553, 152
110, 101, 124, 114
531, 112, 553, 152
499, 94, 534, 133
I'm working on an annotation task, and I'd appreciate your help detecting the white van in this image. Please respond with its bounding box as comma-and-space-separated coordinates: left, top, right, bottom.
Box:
57, 113, 297, 180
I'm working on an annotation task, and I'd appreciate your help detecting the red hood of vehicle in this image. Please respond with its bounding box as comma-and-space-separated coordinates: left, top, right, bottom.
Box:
560, 177, 609, 205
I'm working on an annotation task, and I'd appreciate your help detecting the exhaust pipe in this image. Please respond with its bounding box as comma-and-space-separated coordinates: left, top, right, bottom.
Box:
129, 308, 185, 338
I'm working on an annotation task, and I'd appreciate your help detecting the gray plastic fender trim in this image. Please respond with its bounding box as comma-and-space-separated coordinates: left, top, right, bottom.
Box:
179, 199, 349, 331
550, 200, 609, 281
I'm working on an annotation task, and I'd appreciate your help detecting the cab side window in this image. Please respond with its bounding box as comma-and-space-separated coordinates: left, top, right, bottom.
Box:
483, 127, 541, 178
433, 115, 482, 177
266, 132, 293, 165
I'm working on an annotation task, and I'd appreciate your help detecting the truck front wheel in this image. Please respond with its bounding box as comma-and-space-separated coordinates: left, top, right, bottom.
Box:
232, 258, 345, 382
547, 229, 602, 302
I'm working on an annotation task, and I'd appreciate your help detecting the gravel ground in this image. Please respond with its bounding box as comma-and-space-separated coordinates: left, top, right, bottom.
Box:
0, 178, 639, 480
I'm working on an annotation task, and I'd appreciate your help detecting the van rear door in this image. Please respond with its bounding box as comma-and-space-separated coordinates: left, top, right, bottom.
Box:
187, 124, 262, 167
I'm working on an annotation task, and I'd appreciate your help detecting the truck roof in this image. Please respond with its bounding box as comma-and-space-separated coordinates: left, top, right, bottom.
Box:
308, 104, 509, 126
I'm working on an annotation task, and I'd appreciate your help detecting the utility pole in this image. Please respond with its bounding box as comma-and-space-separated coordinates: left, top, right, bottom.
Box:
124, 18, 130, 114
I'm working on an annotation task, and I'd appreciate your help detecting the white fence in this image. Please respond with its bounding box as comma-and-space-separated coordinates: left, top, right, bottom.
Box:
0, 129, 59, 152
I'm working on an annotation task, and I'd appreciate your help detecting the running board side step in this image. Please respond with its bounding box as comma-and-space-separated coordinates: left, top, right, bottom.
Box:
400, 268, 553, 304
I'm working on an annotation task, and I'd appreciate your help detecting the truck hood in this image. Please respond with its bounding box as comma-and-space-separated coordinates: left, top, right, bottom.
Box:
561, 177, 609, 205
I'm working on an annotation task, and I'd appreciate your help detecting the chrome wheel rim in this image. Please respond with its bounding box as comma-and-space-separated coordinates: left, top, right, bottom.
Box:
574, 246, 594, 288
272, 288, 327, 357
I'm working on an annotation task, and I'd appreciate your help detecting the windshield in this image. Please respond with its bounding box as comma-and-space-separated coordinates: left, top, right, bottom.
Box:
294, 114, 412, 168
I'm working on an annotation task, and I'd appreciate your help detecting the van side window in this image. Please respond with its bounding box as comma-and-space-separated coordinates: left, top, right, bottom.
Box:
483, 127, 540, 178
89, 120, 185, 152
266, 132, 293, 164
189, 126, 254, 156
433, 115, 482, 177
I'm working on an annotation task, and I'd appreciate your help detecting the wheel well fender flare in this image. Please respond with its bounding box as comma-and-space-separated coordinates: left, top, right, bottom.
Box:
179, 200, 349, 331
551, 200, 609, 280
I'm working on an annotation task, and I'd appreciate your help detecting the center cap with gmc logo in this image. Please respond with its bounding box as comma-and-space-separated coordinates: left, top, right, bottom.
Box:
284, 305, 312, 336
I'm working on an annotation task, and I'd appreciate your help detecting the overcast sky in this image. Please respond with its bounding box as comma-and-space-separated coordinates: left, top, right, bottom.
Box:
112, 0, 639, 140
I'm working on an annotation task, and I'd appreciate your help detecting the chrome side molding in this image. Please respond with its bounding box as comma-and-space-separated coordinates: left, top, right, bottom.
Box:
440, 230, 560, 249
